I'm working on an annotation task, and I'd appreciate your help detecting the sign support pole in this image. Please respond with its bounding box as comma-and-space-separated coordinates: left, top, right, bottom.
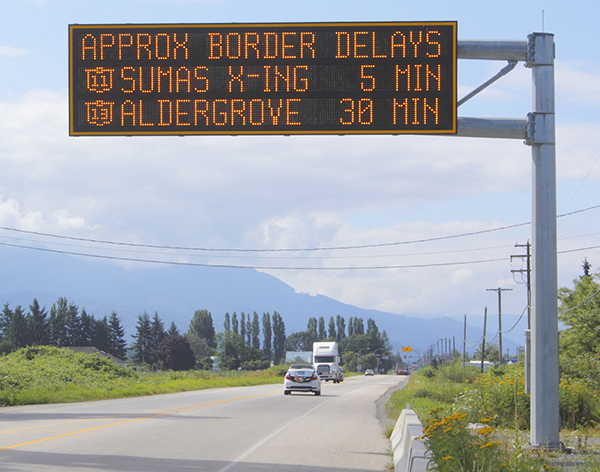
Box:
527, 32, 559, 448
457, 33, 559, 447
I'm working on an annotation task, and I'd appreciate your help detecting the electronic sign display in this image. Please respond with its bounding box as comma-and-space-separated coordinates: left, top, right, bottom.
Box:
69, 22, 457, 136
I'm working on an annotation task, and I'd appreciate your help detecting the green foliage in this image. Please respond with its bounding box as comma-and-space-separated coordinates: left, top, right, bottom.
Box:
558, 270, 600, 358
155, 334, 196, 371
0, 346, 138, 406
420, 408, 545, 472
0, 346, 284, 406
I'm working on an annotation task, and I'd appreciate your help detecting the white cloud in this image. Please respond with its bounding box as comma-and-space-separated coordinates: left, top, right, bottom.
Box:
0, 45, 27, 57
556, 60, 600, 105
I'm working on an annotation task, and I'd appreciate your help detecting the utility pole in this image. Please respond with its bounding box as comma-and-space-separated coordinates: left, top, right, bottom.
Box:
481, 307, 487, 373
511, 241, 532, 329
487, 287, 513, 365
463, 315, 467, 365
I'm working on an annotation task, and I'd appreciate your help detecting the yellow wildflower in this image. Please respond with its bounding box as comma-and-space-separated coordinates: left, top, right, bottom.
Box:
442, 456, 454, 461
480, 441, 501, 449
477, 427, 495, 436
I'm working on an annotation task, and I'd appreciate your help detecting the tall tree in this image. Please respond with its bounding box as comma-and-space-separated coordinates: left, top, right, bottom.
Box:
8, 306, 32, 349
347, 316, 354, 337
245, 313, 251, 345
50, 298, 69, 347
318, 316, 326, 340
108, 311, 127, 359
272, 311, 286, 364
328, 316, 336, 339
188, 309, 216, 348
336, 315, 346, 342
231, 312, 239, 334
262, 312, 272, 359
92, 316, 111, 352
148, 312, 166, 364
29, 299, 49, 345
0, 303, 13, 341
132, 312, 152, 364
251, 312, 260, 350
354, 317, 365, 335
240, 312, 246, 342
306, 317, 318, 345
224, 312, 231, 332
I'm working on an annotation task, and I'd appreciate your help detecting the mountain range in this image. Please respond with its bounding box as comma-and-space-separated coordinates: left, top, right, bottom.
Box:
0, 245, 524, 356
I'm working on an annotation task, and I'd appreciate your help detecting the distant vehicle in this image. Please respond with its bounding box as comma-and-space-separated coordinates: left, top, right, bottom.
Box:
313, 342, 343, 383
338, 368, 344, 382
284, 364, 321, 396
365, 369, 374, 376
396, 369, 409, 375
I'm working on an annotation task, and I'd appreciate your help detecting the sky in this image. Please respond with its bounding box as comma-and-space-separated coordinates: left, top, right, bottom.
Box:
0, 0, 599, 347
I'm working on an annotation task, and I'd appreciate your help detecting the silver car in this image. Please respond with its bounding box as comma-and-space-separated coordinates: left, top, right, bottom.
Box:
284, 364, 322, 395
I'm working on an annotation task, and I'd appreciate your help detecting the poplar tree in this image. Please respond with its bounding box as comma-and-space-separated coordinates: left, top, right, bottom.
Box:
272, 311, 286, 364
262, 312, 272, 359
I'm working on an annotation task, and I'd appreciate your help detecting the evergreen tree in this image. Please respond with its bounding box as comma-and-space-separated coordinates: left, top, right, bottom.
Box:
188, 309, 216, 348
224, 312, 231, 332
50, 298, 69, 347
92, 316, 111, 352
167, 321, 179, 336
29, 299, 49, 345
108, 311, 127, 359
132, 312, 152, 364
65, 301, 82, 346
318, 316, 326, 340
0, 303, 13, 341
558, 266, 600, 357
148, 312, 166, 364
251, 312, 260, 350
79, 308, 95, 346
8, 306, 32, 349
262, 312, 272, 359
272, 311, 286, 364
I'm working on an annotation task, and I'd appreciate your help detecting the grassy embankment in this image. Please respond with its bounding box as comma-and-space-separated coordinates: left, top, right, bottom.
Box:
386, 362, 600, 471
0, 345, 285, 407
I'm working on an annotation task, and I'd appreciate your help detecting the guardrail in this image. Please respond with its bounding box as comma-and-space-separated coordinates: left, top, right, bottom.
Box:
390, 405, 430, 472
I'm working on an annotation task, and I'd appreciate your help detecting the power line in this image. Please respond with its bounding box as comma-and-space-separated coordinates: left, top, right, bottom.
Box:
0, 203, 597, 254
0, 240, 507, 271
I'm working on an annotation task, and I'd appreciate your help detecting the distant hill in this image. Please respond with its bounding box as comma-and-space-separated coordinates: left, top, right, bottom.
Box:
0, 246, 519, 355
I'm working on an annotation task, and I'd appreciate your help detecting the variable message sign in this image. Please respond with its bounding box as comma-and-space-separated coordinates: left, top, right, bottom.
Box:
69, 22, 457, 136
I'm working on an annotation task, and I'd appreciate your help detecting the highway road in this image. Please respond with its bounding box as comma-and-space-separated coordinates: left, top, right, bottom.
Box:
0, 373, 408, 472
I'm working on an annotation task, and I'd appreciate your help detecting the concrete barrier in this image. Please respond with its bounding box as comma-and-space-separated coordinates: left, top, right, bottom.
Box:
390, 405, 430, 472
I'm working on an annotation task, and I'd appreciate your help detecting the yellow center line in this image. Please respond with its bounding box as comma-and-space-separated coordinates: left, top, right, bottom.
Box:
0, 391, 278, 451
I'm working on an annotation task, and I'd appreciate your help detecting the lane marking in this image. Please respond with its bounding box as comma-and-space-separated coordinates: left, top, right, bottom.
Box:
0, 391, 278, 451
216, 399, 328, 472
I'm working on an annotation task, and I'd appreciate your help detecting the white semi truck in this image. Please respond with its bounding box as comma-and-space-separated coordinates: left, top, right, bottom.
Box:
312, 341, 343, 383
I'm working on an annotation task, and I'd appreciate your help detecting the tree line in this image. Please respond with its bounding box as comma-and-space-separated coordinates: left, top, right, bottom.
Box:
0, 296, 394, 372
0, 297, 127, 359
